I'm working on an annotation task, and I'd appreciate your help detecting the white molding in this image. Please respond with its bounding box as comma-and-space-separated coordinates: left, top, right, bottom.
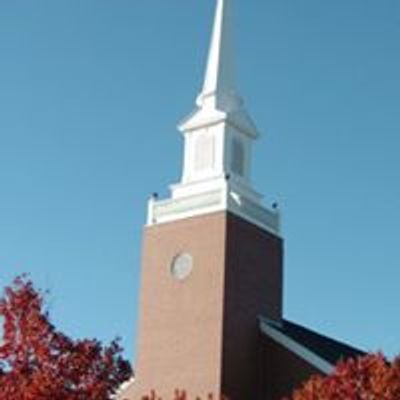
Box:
150, 189, 224, 226
114, 377, 135, 399
171, 174, 262, 203
147, 187, 280, 237
179, 108, 258, 139
260, 321, 334, 375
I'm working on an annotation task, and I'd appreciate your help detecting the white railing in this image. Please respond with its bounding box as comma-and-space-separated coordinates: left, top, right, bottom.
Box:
147, 188, 280, 236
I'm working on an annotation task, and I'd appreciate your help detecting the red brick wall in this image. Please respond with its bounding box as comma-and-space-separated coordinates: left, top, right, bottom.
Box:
123, 212, 284, 400
222, 213, 283, 400
127, 213, 228, 400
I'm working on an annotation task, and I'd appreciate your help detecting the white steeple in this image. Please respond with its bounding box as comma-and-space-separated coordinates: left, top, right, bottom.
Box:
179, 0, 258, 136
197, 0, 237, 112
147, 0, 280, 236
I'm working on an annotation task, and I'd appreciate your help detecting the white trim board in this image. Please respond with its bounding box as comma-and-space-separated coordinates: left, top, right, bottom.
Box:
260, 321, 334, 375
114, 377, 135, 399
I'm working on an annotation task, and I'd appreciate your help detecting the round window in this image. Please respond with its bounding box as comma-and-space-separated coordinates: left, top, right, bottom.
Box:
171, 253, 193, 281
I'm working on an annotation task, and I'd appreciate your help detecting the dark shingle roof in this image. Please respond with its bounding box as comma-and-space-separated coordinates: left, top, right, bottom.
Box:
261, 318, 365, 366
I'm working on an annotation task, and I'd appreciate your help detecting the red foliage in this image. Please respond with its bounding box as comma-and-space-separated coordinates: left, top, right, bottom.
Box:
286, 353, 400, 400
0, 275, 132, 400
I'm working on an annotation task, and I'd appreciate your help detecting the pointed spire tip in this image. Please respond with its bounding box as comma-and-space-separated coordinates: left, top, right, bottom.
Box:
197, 0, 240, 112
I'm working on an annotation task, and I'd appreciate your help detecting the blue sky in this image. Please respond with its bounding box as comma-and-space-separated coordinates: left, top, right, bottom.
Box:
0, 0, 399, 362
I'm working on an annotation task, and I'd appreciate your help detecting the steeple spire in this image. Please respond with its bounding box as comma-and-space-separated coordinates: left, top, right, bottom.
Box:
198, 0, 237, 112
180, 0, 257, 137
146, 0, 279, 237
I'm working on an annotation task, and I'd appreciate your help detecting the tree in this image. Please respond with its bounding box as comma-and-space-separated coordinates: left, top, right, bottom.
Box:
286, 353, 400, 400
0, 275, 132, 400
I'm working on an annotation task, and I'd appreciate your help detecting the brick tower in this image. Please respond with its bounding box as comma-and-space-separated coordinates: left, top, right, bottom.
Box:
119, 1, 283, 399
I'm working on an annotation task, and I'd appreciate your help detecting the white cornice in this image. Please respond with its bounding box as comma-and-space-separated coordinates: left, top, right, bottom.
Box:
147, 186, 280, 237
178, 107, 259, 139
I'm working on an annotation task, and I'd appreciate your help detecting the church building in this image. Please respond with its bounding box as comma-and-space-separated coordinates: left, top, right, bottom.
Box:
118, 1, 363, 399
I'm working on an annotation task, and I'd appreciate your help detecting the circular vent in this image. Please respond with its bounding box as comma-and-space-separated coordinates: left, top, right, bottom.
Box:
171, 253, 193, 281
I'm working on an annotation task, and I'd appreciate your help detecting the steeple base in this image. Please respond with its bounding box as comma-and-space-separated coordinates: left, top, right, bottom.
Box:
118, 211, 283, 400
147, 179, 280, 237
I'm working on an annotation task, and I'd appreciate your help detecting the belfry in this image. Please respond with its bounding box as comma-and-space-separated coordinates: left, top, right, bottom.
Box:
118, 1, 363, 400
148, 0, 278, 235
